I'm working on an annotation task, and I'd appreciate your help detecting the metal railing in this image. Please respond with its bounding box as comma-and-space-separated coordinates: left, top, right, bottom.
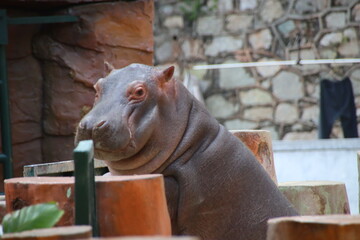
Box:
0, 9, 78, 180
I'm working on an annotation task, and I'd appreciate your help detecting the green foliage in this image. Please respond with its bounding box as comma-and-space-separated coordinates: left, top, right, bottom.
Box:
180, 0, 218, 22
2, 202, 64, 234
180, 0, 202, 22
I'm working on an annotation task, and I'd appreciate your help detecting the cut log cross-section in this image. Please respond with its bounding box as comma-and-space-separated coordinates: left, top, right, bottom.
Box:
4, 175, 171, 237
267, 215, 360, 240
279, 181, 350, 215
231, 130, 278, 184
2, 226, 92, 240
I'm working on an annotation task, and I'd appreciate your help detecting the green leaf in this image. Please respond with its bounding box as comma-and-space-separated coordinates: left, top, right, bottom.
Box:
2, 202, 64, 234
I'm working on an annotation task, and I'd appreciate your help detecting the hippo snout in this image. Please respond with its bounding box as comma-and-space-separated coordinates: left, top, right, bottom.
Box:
78, 118, 107, 132
75, 114, 132, 156
76, 117, 110, 142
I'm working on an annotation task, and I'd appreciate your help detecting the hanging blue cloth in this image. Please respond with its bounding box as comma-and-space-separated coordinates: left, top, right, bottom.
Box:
319, 77, 358, 138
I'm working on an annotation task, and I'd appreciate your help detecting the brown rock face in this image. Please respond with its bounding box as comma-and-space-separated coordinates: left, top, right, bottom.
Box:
42, 135, 75, 163
5, 21, 43, 180
38, 61, 96, 136
1, 0, 154, 184
33, 0, 154, 136
51, 1, 154, 53
8, 56, 42, 144
12, 140, 42, 177
6, 23, 40, 59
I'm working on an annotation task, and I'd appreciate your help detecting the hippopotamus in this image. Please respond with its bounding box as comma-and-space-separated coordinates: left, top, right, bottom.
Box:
75, 63, 298, 240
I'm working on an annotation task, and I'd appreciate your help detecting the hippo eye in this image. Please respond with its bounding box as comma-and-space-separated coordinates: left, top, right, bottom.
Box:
127, 84, 147, 102
135, 88, 144, 97
94, 83, 101, 103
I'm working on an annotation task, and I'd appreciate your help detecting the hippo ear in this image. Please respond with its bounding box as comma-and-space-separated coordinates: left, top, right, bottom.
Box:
104, 61, 115, 75
161, 66, 175, 82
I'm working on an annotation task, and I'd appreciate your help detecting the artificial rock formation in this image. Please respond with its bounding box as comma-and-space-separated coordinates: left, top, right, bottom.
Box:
0, 0, 154, 185
5, 17, 43, 179
34, 0, 154, 149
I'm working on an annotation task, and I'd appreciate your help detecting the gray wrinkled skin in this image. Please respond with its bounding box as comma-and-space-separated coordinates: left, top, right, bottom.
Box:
75, 63, 298, 240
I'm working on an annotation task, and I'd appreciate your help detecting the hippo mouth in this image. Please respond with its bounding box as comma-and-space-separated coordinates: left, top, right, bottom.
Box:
93, 130, 161, 172
101, 146, 162, 172
93, 137, 137, 161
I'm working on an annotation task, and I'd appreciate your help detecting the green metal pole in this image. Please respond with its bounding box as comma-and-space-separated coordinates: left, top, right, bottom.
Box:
74, 140, 98, 236
0, 45, 13, 179
8, 15, 78, 25
0, 9, 13, 179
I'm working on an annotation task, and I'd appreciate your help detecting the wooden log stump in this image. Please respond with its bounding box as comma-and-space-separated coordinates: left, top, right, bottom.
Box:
0, 194, 6, 222
4, 175, 171, 237
2, 226, 92, 240
267, 215, 360, 240
0, 200, 6, 222
279, 181, 350, 215
5, 177, 74, 226
94, 237, 199, 240
231, 130, 278, 184
95, 176, 171, 236
358, 151, 360, 212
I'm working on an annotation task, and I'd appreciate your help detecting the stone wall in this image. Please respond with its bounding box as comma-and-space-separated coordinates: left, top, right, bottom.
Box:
2, 0, 154, 180
154, 0, 360, 140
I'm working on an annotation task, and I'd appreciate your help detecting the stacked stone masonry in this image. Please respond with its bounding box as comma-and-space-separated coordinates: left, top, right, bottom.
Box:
1, 0, 154, 183
154, 0, 360, 140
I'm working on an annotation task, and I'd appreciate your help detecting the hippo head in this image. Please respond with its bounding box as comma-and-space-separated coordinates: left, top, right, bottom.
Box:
74, 63, 184, 174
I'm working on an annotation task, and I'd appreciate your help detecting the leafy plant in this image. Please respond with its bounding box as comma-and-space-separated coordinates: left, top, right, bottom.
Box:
180, 0, 202, 22
180, 0, 218, 22
2, 202, 64, 234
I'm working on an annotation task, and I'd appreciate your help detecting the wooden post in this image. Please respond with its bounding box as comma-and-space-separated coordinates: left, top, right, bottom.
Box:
91, 238, 199, 240
0, 194, 6, 222
267, 215, 360, 240
95, 175, 171, 237
5, 177, 75, 226
4, 175, 171, 237
2, 226, 92, 240
231, 130, 278, 184
358, 151, 360, 212
279, 181, 350, 215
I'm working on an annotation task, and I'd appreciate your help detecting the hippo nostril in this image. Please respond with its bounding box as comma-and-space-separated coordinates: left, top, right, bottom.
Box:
96, 120, 107, 128
78, 120, 88, 130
